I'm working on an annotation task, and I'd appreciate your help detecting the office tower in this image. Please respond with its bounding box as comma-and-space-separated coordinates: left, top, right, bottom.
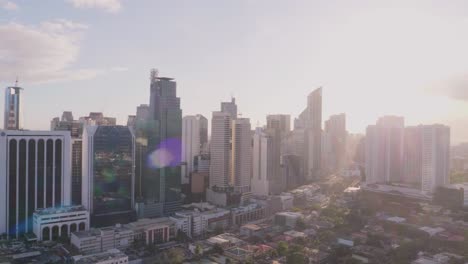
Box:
190, 154, 210, 202
251, 128, 273, 196
4, 86, 23, 130
51, 111, 83, 205
403, 126, 422, 185
0, 130, 72, 238
141, 69, 182, 216
266, 114, 291, 134
231, 118, 252, 193
365, 116, 404, 184
82, 126, 135, 227
221, 97, 237, 119
127, 115, 136, 127
305, 88, 322, 180
266, 114, 290, 193
323, 113, 347, 173
182, 115, 208, 184
209, 111, 232, 190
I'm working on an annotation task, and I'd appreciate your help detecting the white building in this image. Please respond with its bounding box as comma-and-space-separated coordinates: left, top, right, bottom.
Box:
209, 111, 232, 190
126, 217, 175, 245
0, 130, 72, 238
420, 125, 450, 193
171, 208, 230, 238
182, 115, 208, 184
4, 86, 23, 130
33, 205, 89, 241
251, 128, 273, 196
71, 224, 134, 255
231, 118, 252, 193
73, 248, 128, 264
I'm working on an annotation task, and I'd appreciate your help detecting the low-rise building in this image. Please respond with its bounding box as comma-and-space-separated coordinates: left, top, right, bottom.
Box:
231, 203, 266, 226
73, 249, 128, 264
171, 207, 230, 238
127, 217, 175, 245
71, 224, 133, 255
33, 205, 89, 241
274, 212, 303, 228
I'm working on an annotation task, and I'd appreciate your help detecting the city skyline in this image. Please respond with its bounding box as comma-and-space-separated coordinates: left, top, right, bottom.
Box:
2, 1, 468, 143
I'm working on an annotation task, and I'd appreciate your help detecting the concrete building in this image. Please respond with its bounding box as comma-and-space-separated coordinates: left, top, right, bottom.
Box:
82, 126, 135, 227
231, 118, 252, 193
0, 130, 72, 238
209, 111, 232, 191
251, 128, 273, 196
231, 204, 266, 226
79, 112, 116, 126
365, 116, 404, 184
221, 97, 237, 119
305, 88, 322, 181
73, 249, 128, 264
323, 113, 347, 174
33, 205, 89, 241
71, 225, 134, 255
265, 114, 290, 193
171, 208, 230, 238
182, 114, 208, 184
4, 86, 22, 130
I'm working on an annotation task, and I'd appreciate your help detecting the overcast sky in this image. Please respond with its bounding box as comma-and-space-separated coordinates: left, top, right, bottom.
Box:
1, 0, 468, 143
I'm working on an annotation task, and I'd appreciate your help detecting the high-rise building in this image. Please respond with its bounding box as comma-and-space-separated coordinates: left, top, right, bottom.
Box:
251, 128, 273, 196
323, 113, 347, 173
79, 112, 116, 126
365, 116, 404, 184
305, 88, 322, 181
140, 69, 182, 216
82, 126, 135, 227
4, 86, 23, 130
231, 118, 252, 193
50, 111, 83, 205
265, 114, 290, 193
182, 115, 208, 184
0, 130, 72, 238
221, 97, 237, 119
209, 111, 232, 190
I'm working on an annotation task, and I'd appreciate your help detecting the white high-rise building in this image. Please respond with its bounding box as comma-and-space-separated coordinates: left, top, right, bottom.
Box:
231, 118, 252, 193
182, 115, 208, 184
365, 116, 404, 184
305, 88, 322, 181
209, 111, 232, 190
420, 125, 450, 193
0, 130, 72, 238
251, 128, 273, 196
4, 86, 23, 130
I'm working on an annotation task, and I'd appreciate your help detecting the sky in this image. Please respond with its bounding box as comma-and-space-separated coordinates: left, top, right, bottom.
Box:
1, 0, 468, 143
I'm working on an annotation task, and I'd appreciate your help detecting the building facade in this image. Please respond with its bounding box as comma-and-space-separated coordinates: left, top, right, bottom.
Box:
82, 126, 135, 227
33, 205, 89, 241
231, 118, 252, 193
0, 130, 72, 238
4, 86, 22, 130
182, 114, 208, 184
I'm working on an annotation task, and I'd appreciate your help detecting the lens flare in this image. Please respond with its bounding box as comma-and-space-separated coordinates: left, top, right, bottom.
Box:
146, 138, 181, 169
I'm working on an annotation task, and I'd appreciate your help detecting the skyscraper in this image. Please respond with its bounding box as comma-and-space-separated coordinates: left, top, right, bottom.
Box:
251, 128, 273, 196
305, 88, 322, 181
4, 86, 23, 130
266, 114, 290, 193
365, 116, 405, 184
209, 111, 232, 190
182, 115, 208, 184
221, 97, 237, 119
82, 126, 135, 227
231, 118, 252, 193
0, 130, 72, 238
323, 113, 347, 173
140, 69, 182, 216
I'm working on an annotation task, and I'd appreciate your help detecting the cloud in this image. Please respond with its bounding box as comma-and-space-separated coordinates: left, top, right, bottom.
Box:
0, 0, 18, 10
0, 19, 108, 84
67, 0, 121, 13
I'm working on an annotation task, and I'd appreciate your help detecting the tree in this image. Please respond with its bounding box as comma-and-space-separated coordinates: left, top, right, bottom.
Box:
195, 244, 203, 257
296, 218, 306, 231
212, 244, 224, 254
277, 241, 289, 256
167, 248, 185, 264
287, 252, 307, 264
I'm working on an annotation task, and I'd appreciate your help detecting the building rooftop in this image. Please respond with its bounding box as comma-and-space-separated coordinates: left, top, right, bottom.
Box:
34, 205, 86, 216
74, 249, 127, 264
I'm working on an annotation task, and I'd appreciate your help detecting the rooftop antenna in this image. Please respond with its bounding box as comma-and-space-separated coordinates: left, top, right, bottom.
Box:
15, 76, 18, 87
150, 68, 159, 83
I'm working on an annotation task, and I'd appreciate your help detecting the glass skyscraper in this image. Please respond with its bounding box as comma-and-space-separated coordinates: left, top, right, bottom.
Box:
82, 126, 135, 227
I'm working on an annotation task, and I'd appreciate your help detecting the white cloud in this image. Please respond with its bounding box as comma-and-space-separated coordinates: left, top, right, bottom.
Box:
0, 20, 108, 84
67, 0, 121, 13
0, 0, 18, 10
